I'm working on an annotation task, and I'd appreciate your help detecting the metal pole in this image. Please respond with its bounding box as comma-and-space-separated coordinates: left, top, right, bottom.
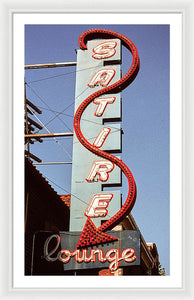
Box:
25, 132, 73, 138
33, 162, 72, 165
24, 83, 30, 159
25, 62, 77, 69
25, 150, 42, 163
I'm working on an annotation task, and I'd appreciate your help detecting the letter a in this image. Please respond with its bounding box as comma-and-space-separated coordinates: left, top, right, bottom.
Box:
88, 68, 115, 87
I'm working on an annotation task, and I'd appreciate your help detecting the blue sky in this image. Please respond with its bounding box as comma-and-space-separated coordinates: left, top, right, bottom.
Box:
25, 24, 169, 274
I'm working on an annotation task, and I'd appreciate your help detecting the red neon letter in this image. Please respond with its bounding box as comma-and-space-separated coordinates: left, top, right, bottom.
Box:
88, 68, 115, 87
122, 248, 137, 263
85, 193, 113, 217
92, 41, 117, 59
93, 127, 111, 148
86, 160, 114, 182
93, 97, 116, 117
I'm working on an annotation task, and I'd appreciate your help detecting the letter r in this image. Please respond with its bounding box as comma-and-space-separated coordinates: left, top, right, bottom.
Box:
86, 160, 114, 182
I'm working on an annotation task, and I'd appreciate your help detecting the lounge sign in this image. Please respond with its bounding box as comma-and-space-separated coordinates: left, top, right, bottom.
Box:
32, 230, 140, 274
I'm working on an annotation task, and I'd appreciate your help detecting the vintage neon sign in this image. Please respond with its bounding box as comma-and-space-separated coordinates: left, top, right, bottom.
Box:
73, 29, 140, 249
33, 30, 140, 274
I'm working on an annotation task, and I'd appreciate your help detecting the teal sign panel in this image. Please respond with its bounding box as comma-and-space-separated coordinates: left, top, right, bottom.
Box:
70, 39, 122, 231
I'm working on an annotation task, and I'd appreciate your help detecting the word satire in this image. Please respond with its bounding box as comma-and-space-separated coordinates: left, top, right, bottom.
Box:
44, 234, 137, 272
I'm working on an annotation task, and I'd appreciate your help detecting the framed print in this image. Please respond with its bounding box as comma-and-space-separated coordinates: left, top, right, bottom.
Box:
0, 0, 193, 299
13, 11, 181, 288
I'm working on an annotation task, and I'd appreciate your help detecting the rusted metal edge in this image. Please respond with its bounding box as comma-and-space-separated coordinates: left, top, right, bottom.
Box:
25, 132, 74, 138
25, 62, 77, 69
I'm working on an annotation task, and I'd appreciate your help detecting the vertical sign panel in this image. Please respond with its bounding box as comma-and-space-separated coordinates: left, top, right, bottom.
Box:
70, 39, 122, 231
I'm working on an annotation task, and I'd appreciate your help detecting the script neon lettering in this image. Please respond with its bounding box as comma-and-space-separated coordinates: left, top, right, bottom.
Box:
105, 248, 120, 271
44, 235, 137, 272
58, 249, 71, 263
43, 234, 60, 262
121, 248, 137, 262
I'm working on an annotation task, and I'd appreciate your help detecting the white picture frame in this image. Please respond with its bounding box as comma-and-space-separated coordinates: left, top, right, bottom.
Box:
0, 0, 193, 298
